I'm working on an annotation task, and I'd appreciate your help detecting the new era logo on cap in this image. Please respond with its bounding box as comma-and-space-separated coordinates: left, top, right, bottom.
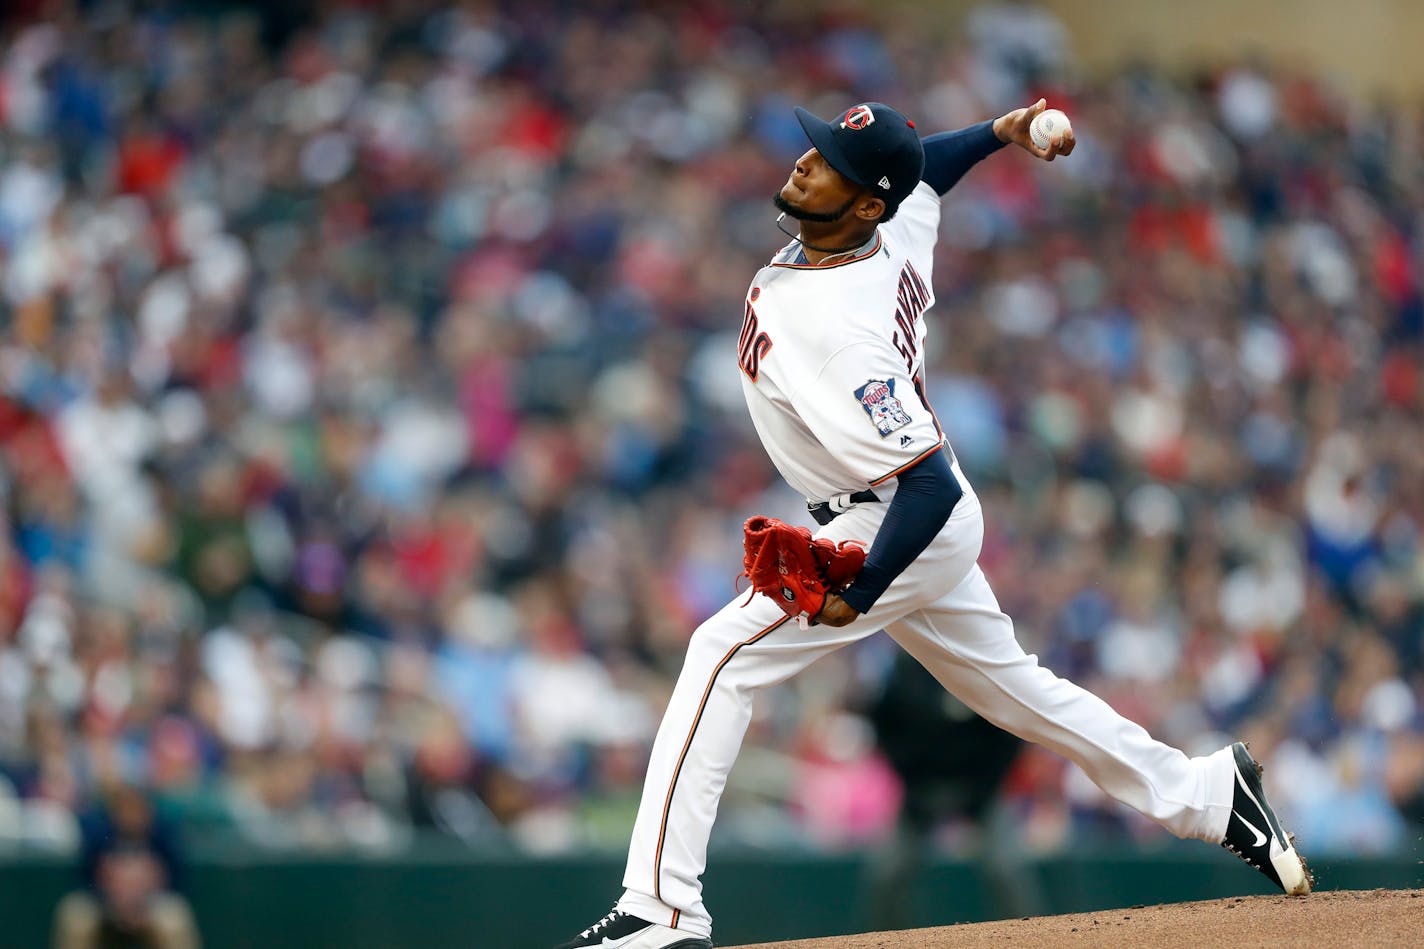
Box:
878, 175, 891, 189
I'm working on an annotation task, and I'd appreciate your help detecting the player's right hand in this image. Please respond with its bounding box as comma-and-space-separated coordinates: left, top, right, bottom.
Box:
992, 98, 1076, 161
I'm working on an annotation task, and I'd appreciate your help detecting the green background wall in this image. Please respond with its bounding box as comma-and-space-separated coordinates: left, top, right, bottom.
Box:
0, 848, 1418, 949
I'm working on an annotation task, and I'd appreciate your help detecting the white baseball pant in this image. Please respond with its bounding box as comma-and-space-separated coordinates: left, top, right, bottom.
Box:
616, 479, 1236, 938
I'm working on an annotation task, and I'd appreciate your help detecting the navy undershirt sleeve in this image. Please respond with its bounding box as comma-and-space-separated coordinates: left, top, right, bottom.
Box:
921, 121, 1007, 195
839, 448, 962, 614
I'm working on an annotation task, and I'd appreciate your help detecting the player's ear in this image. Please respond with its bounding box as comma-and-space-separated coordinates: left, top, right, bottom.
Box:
856, 194, 886, 223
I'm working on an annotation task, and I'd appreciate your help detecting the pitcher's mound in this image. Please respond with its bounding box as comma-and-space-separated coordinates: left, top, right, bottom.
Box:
729, 888, 1424, 949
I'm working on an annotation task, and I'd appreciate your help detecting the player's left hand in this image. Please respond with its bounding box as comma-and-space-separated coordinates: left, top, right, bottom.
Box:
814, 592, 860, 627
993, 98, 1075, 161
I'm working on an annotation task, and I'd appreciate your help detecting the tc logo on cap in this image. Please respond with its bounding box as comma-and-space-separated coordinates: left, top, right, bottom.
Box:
840, 104, 876, 130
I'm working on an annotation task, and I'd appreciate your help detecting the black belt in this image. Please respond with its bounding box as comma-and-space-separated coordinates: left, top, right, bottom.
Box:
808, 489, 880, 526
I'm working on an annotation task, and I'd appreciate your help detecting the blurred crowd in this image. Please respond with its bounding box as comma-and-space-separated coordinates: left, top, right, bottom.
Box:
0, 0, 1422, 868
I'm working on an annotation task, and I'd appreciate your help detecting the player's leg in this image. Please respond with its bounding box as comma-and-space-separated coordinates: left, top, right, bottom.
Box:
885, 564, 1310, 892
559, 590, 885, 947
886, 564, 1233, 839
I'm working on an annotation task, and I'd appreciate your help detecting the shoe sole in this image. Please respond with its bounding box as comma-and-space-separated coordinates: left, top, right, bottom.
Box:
1234, 742, 1314, 896
566, 936, 712, 949
607, 936, 712, 949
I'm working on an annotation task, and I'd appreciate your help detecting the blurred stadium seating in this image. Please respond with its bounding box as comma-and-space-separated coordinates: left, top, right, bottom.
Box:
0, 2, 1421, 939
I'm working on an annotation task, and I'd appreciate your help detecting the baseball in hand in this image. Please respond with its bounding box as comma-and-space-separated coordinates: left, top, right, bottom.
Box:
1029, 108, 1071, 150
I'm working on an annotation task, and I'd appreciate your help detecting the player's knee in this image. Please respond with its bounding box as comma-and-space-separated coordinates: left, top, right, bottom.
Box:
686, 619, 728, 661
683, 619, 761, 680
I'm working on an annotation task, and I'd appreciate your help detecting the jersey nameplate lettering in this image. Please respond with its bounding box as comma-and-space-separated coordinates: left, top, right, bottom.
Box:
892, 262, 931, 374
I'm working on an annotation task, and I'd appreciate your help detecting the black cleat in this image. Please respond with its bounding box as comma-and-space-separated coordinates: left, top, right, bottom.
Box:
553, 908, 713, 949
1220, 742, 1313, 895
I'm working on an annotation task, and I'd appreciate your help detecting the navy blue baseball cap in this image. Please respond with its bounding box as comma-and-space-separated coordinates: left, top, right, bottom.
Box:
793, 102, 925, 213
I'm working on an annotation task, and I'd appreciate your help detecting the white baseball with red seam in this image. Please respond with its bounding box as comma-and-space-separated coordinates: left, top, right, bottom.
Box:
1029, 108, 1071, 150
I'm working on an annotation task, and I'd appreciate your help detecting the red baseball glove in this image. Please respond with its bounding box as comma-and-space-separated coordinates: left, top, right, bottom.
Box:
741, 515, 866, 626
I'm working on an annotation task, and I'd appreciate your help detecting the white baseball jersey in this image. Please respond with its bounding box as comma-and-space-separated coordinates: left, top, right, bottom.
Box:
737, 182, 947, 503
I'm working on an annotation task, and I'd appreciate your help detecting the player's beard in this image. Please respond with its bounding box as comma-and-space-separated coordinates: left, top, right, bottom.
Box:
773, 192, 857, 224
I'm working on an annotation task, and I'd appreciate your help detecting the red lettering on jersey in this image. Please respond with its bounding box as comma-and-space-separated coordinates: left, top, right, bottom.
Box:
739, 296, 773, 381
892, 262, 930, 374
892, 331, 914, 368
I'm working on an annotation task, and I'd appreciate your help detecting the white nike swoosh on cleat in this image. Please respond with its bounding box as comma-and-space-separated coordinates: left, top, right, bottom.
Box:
1233, 810, 1268, 848
600, 934, 647, 949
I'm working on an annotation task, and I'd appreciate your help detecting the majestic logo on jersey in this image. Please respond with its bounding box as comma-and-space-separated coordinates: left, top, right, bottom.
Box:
854, 378, 913, 437
840, 105, 875, 130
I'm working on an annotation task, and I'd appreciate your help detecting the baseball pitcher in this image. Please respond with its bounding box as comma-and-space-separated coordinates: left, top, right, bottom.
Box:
555, 98, 1310, 949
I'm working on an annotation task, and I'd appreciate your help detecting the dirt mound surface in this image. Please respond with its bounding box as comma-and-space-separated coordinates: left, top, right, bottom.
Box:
729, 889, 1424, 949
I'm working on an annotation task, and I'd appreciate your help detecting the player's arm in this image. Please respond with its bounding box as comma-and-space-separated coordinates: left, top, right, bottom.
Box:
921, 122, 1005, 194
832, 446, 960, 618
921, 99, 1076, 195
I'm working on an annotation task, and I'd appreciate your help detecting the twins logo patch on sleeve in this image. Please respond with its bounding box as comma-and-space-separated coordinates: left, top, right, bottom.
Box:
854, 378, 912, 436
